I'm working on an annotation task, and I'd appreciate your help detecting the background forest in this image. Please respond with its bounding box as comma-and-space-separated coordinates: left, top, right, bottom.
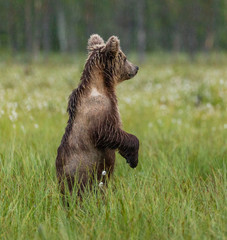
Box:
0, 0, 227, 58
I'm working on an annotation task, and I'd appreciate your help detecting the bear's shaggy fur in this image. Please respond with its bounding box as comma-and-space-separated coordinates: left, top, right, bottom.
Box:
56, 34, 139, 195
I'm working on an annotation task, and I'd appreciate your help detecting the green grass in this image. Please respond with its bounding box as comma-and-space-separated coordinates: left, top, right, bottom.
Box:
0, 53, 226, 240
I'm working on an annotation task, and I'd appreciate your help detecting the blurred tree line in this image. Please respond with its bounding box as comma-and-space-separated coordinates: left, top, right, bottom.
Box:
0, 0, 226, 57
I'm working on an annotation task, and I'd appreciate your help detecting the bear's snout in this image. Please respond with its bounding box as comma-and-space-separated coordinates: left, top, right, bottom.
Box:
128, 65, 139, 78
132, 65, 139, 77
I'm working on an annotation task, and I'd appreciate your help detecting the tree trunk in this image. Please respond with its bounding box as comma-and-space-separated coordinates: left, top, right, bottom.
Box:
137, 0, 146, 62
173, 31, 181, 52
56, 0, 68, 52
42, 0, 51, 54
33, 0, 42, 58
67, 2, 77, 53
8, 7, 18, 52
85, 0, 94, 36
25, 0, 33, 53
68, 21, 77, 53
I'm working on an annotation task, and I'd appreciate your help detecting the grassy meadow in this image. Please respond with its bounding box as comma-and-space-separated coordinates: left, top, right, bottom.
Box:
0, 53, 226, 239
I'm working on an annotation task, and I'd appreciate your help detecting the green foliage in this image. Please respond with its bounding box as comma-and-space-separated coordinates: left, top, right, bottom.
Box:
0, 54, 226, 239
0, 0, 227, 52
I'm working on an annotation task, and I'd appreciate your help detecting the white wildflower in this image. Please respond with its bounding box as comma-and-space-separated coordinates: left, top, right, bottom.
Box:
26, 104, 31, 111
156, 83, 162, 89
9, 110, 18, 122
206, 103, 212, 109
34, 124, 39, 129
177, 119, 182, 125
43, 101, 48, 108
160, 96, 166, 103
148, 122, 153, 128
21, 125, 25, 133
61, 108, 65, 114
160, 104, 167, 110
38, 103, 43, 110
172, 118, 176, 124
0, 109, 4, 118
102, 171, 106, 176
219, 79, 224, 85
99, 182, 104, 187
124, 97, 132, 104
157, 119, 162, 125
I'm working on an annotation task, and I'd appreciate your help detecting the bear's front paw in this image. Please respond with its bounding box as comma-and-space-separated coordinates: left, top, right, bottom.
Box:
126, 155, 138, 168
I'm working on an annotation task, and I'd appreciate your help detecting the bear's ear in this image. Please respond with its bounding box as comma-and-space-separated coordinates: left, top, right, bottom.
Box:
87, 34, 104, 51
105, 36, 120, 56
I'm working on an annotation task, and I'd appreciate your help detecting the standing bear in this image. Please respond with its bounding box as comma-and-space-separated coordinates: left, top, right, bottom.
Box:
56, 34, 139, 195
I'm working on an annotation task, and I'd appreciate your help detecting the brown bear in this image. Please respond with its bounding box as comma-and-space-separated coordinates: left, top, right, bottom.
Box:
56, 34, 139, 196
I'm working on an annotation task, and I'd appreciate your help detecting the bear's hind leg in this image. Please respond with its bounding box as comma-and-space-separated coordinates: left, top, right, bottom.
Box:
98, 150, 115, 182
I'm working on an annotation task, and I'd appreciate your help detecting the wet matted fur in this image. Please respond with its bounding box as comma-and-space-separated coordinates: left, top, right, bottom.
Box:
56, 34, 139, 196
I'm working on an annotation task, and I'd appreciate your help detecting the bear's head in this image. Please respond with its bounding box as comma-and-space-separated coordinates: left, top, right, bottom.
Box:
87, 34, 139, 83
